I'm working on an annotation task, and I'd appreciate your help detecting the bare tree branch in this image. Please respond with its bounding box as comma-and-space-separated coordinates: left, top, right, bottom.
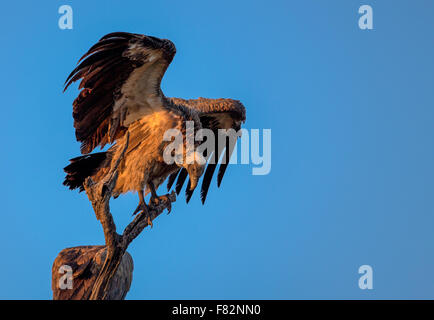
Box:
52, 132, 176, 300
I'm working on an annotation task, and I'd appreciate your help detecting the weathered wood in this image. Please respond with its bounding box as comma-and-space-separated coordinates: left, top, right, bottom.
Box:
52, 246, 133, 300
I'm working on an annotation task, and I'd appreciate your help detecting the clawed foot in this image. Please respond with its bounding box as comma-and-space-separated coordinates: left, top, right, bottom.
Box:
132, 201, 153, 227
149, 194, 172, 214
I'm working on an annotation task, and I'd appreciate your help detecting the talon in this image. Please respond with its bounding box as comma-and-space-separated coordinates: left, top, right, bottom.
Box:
132, 202, 147, 216
148, 196, 157, 207
150, 194, 171, 214
147, 215, 153, 228
134, 189, 153, 227
133, 202, 153, 227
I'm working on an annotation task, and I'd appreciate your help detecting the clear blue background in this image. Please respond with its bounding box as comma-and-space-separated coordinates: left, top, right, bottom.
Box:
0, 0, 433, 299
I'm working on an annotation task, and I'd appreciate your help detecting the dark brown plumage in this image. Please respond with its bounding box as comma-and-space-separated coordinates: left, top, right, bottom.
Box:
63, 32, 246, 213
65, 32, 176, 154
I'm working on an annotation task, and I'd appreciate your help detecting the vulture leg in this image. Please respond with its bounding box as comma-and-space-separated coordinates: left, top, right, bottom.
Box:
149, 182, 172, 214
132, 189, 153, 227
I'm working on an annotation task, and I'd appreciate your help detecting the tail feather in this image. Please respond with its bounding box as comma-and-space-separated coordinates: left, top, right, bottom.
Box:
63, 152, 107, 192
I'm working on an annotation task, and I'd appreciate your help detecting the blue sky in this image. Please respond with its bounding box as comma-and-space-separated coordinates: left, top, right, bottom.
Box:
0, 0, 433, 299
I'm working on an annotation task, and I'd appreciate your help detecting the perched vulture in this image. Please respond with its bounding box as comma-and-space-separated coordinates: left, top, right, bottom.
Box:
63, 32, 246, 220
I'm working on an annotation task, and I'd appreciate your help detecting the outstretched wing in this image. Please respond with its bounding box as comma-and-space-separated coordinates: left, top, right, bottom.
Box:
167, 98, 246, 204
64, 32, 176, 154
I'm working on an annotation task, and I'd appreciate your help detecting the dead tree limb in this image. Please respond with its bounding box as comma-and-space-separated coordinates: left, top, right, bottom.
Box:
52, 132, 176, 300
52, 245, 134, 300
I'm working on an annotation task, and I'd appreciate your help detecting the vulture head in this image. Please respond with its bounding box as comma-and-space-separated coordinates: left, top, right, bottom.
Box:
183, 151, 206, 191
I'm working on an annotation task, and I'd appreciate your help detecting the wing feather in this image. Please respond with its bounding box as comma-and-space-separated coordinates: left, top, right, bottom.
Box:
167, 170, 180, 191
167, 97, 246, 203
217, 135, 237, 187
185, 180, 193, 203
175, 168, 188, 195
199, 134, 227, 204
64, 32, 176, 154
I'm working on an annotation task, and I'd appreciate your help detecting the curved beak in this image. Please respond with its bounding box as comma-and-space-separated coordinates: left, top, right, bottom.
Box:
189, 176, 198, 191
